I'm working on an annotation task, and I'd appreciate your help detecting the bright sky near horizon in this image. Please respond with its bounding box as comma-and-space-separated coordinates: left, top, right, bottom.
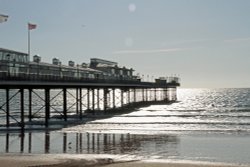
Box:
1, 0, 250, 88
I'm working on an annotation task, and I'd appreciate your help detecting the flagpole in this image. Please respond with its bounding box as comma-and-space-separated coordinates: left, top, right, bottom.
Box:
27, 23, 30, 75
28, 23, 30, 58
27, 23, 37, 59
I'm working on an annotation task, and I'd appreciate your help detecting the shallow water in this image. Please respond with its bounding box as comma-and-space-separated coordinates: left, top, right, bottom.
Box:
0, 131, 249, 165
61, 88, 250, 134
1, 88, 250, 165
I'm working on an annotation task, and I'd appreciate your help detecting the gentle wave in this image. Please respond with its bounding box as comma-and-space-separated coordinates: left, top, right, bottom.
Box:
112, 114, 250, 118
88, 121, 250, 125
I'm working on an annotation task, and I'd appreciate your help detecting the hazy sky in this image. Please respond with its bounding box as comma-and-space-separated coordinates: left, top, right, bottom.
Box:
1, 0, 250, 88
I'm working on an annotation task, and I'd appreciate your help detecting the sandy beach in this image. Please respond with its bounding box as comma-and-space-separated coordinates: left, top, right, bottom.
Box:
0, 154, 248, 167
104, 161, 248, 167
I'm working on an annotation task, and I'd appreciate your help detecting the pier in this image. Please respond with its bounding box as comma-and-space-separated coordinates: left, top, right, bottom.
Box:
0, 48, 180, 130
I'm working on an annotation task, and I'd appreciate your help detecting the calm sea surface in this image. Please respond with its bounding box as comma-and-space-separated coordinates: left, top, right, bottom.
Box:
1, 88, 250, 165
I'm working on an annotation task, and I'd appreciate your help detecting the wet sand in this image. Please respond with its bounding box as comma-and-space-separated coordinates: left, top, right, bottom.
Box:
0, 154, 128, 167
104, 161, 248, 167
0, 154, 248, 167
0, 155, 59, 167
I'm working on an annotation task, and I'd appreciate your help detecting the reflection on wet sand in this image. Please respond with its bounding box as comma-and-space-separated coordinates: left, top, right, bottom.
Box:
0, 132, 179, 157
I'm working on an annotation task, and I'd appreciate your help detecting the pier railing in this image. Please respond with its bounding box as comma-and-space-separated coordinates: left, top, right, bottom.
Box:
0, 71, 180, 88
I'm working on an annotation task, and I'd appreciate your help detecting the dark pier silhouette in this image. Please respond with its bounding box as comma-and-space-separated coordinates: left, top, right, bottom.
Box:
0, 48, 180, 130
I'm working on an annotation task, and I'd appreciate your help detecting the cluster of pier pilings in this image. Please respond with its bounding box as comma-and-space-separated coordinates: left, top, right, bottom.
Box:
0, 84, 177, 129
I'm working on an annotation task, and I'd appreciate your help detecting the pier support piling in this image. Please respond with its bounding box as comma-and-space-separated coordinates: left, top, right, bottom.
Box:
6, 88, 9, 127
87, 88, 90, 110
5, 133, 9, 153
20, 89, 24, 129
127, 89, 130, 105
28, 89, 32, 122
142, 88, 145, 102
45, 132, 50, 153
121, 89, 124, 107
97, 88, 100, 110
79, 88, 82, 118
154, 88, 157, 101
103, 88, 108, 111
92, 88, 95, 111
76, 88, 79, 114
133, 88, 136, 103
28, 132, 32, 153
112, 88, 116, 108
63, 133, 67, 153
20, 132, 24, 153
45, 88, 50, 127
63, 88, 67, 121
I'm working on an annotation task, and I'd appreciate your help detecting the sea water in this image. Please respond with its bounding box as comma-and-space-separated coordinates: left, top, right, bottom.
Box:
0, 88, 250, 165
